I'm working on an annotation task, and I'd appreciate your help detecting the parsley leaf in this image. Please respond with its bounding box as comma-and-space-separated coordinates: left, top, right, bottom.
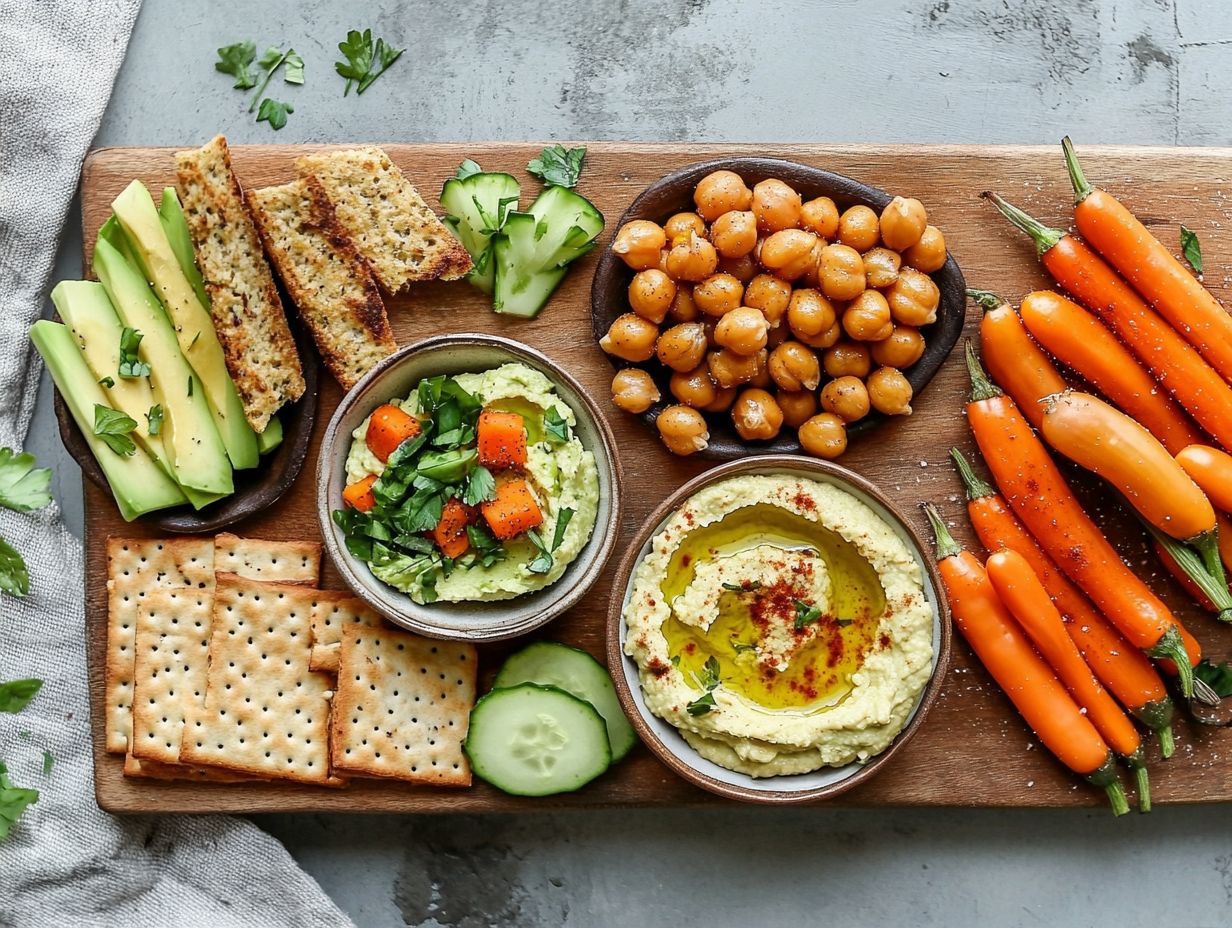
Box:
793, 598, 823, 630
215, 41, 258, 89
117, 327, 149, 379
41, 752, 53, 777
335, 28, 403, 96
527, 145, 587, 189
526, 530, 553, 575
0, 448, 52, 513
686, 657, 722, 716
463, 466, 496, 507
455, 159, 483, 180
0, 679, 42, 713
92, 405, 137, 457
543, 407, 569, 444
698, 655, 720, 689
0, 539, 28, 597
685, 691, 716, 716
466, 524, 505, 568
98, 376, 114, 389
283, 50, 305, 85
146, 404, 163, 437
730, 639, 757, 654
256, 97, 294, 130
1181, 224, 1203, 275
1194, 659, 1232, 698
721, 580, 761, 592
551, 507, 574, 551
0, 761, 38, 842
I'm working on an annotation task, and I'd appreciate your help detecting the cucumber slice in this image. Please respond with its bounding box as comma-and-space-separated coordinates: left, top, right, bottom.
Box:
440, 172, 520, 294
493, 642, 637, 762
465, 683, 611, 796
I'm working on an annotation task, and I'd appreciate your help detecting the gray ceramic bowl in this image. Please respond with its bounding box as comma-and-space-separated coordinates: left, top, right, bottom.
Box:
317, 335, 622, 642
606, 455, 950, 803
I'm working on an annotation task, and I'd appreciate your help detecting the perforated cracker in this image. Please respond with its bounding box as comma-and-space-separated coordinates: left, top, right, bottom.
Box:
180, 574, 334, 784
213, 532, 321, 585
104, 536, 213, 753
308, 593, 384, 674
330, 626, 476, 786
123, 752, 262, 783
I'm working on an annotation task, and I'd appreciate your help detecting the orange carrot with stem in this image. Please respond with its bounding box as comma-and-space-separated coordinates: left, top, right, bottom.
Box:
987, 548, 1151, 811
963, 342, 1200, 696
983, 192, 1232, 452
1176, 445, 1232, 515
923, 503, 1129, 815
1018, 290, 1203, 455
950, 448, 1175, 757
968, 289, 1067, 429
1062, 136, 1232, 383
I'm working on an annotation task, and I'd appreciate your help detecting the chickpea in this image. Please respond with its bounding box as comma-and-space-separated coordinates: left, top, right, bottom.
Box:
717, 252, 758, 283
822, 341, 872, 379
751, 178, 802, 233
731, 389, 784, 441
655, 322, 708, 372
708, 347, 766, 389
800, 196, 840, 240
796, 320, 842, 350
768, 341, 822, 392
665, 231, 719, 282
903, 225, 947, 273
656, 248, 671, 275
818, 244, 866, 301
786, 288, 836, 338
777, 389, 818, 428
694, 170, 754, 222
693, 273, 745, 317
879, 196, 928, 251
600, 313, 659, 362
820, 375, 871, 422
710, 210, 758, 259
759, 229, 820, 281
744, 274, 793, 324
704, 384, 738, 412
765, 321, 791, 349
862, 247, 901, 289
867, 366, 914, 416
842, 290, 894, 342
715, 305, 769, 355
669, 365, 719, 408
667, 284, 699, 323
664, 211, 707, 242
612, 220, 667, 271
871, 326, 926, 368
798, 413, 848, 459
886, 267, 940, 326
837, 205, 880, 253
628, 268, 677, 324
656, 405, 710, 456
610, 369, 660, 414
750, 363, 773, 390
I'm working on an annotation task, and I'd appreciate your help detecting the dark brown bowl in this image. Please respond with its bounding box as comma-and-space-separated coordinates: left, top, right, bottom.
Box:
590, 157, 966, 459
54, 316, 319, 533
606, 455, 951, 803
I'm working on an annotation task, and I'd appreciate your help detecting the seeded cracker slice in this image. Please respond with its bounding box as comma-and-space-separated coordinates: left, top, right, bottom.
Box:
308, 594, 384, 674
181, 575, 334, 784
105, 537, 213, 753
213, 532, 321, 585
331, 626, 476, 786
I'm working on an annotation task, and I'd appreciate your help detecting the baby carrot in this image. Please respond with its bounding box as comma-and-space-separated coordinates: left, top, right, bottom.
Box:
968, 289, 1067, 429
987, 549, 1150, 811
1018, 290, 1203, 454
1062, 137, 1232, 383
963, 343, 1200, 696
950, 448, 1175, 757
1176, 445, 1232, 515
923, 503, 1129, 815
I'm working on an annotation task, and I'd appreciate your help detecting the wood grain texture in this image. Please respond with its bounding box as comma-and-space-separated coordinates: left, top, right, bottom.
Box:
81, 142, 1232, 813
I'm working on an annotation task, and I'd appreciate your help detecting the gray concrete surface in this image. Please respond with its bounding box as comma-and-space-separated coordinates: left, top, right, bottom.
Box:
26, 0, 1232, 924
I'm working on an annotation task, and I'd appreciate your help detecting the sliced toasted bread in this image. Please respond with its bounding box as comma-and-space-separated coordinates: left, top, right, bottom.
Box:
248, 177, 396, 389
295, 146, 472, 291
175, 135, 305, 432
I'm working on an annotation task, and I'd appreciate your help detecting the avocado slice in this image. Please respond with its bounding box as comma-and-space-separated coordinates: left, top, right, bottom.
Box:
111, 180, 259, 470
93, 235, 234, 497
256, 414, 283, 455
51, 280, 222, 511
157, 187, 210, 309
31, 320, 187, 521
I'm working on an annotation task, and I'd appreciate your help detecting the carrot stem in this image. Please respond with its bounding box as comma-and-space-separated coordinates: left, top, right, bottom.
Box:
966, 288, 1007, 313
1061, 136, 1093, 204
1149, 526, 1232, 623
1145, 625, 1194, 698
964, 340, 1001, 402
982, 192, 1065, 255
923, 502, 962, 560
1154, 717, 1175, 759
1088, 754, 1131, 817
1133, 762, 1152, 814
950, 447, 996, 500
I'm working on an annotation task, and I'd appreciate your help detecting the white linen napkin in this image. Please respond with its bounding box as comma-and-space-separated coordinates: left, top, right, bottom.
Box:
0, 3, 352, 925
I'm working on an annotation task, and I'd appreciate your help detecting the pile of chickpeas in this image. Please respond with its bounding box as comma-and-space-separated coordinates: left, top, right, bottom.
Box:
599, 169, 947, 458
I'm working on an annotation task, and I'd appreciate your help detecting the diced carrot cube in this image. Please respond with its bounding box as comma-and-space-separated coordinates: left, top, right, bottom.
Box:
480, 477, 543, 541
433, 497, 476, 559
342, 474, 379, 512
477, 409, 527, 470
365, 404, 421, 463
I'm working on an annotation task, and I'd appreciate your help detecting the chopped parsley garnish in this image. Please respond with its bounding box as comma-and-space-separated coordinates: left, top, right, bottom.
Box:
256, 97, 294, 130
215, 40, 259, 89
526, 530, 553, 575
543, 407, 569, 444
98, 376, 114, 389
730, 639, 756, 654
92, 405, 138, 457
793, 598, 823, 630
722, 580, 761, 592
0, 448, 52, 513
146, 404, 163, 437
1180, 224, 1203, 275
686, 656, 722, 716
0, 761, 39, 842
527, 145, 587, 189
0, 679, 42, 714
117, 327, 149, 378
551, 507, 574, 551
41, 752, 53, 776
462, 465, 496, 506
215, 41, 302, 130
685, 691, 716, 716
335, 28, 404, 96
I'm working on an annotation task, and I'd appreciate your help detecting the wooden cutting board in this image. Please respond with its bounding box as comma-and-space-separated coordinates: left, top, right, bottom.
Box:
80, 143, 1232, 813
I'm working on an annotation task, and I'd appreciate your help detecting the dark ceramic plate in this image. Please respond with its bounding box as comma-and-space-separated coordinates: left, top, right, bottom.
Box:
590, 157, 967, 459
54, 316, 319, 533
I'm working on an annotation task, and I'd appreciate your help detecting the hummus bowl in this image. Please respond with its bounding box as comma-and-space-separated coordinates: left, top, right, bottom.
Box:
607, 455, 950, 803
318, 335, 621, 642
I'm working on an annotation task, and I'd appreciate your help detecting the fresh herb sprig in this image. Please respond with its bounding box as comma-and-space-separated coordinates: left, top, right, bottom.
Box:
527, 145, 587, 189
214, 40, 302, 130
93, 405, 138, 457
117, 327, 149, 379
793, 598, 823, 630
686, 656, 722, 716
146, 405, 164, 437
335, 28, 404, 95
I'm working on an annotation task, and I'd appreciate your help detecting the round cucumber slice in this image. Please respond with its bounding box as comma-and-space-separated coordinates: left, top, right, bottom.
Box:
465, 683, 611, 796
492, 641, 638, 762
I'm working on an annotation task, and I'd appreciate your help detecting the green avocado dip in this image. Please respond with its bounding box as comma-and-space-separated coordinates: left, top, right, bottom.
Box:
335, 363, 600, 604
